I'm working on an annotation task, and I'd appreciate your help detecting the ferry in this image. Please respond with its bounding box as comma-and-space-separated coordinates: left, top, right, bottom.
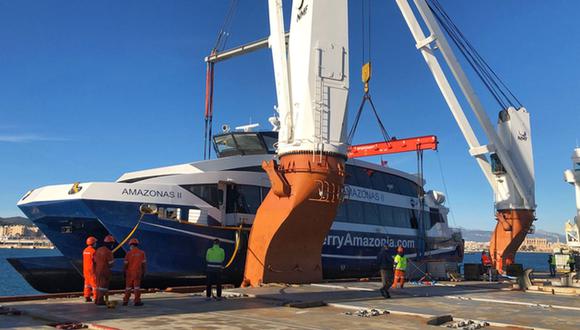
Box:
13, 128, 463, 292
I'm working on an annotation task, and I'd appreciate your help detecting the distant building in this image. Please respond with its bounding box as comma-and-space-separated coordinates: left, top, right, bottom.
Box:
0, 224, 27, 238
0, 225, 45, 239
519, 237, 550, 252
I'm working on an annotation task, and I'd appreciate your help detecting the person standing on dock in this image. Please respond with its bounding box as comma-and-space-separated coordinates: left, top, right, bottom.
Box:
392, 246, 407, 289
94, 235, 115, 305
548, 254, 556, 277
123, 238, 146, 306
568, 254, 576, 273
376, 244, 394, 298
82, 236, 98, 302
205, 238, 225, 300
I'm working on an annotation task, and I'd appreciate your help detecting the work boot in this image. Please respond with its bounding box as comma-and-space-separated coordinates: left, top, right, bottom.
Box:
134, 302, 144, 307
84, 297, 92, 303
385, 291, 391, 299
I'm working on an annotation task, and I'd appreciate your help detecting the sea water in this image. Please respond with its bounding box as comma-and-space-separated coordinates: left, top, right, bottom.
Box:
0, 250, 551, 296
0, 248, 62, 296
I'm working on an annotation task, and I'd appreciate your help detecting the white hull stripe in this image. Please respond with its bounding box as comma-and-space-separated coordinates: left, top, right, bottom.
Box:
140, 221, 235, 244
321, 254, 376, 260
321, 247, 456, 261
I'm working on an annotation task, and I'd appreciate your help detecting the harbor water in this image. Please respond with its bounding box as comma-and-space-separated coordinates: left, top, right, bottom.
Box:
0, 249, 550, 297
0, 248, 61, 296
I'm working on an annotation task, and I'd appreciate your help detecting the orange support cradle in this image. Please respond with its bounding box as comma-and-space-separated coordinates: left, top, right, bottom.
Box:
490, 209, 535, 272
243, 153, 345, 286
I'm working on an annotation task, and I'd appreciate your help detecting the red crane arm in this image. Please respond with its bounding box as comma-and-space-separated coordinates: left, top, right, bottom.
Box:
347, 135, 438, 158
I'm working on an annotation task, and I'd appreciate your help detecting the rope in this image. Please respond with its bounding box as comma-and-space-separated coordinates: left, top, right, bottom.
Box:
112, 213, 145, 253
435, 151, 457, 227
223, 225, 242, 269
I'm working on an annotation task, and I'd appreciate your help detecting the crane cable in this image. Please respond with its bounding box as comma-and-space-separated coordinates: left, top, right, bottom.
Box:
348, 0, 392, 147
426, 0, 522, 110
203, 0, 239, 160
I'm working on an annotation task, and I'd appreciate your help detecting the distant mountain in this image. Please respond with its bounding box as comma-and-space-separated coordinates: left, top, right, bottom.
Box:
0, 216, 33, 226
460, 227, 565, 243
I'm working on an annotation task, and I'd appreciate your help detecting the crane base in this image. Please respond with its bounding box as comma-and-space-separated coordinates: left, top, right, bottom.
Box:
490, 209, 535, 272
242, 153, 345, 287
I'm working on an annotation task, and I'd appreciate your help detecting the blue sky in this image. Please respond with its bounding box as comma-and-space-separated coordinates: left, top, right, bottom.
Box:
0, 0, 578, 233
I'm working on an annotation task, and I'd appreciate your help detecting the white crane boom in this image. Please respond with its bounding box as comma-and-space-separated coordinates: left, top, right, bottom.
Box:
395, 0, 535, 210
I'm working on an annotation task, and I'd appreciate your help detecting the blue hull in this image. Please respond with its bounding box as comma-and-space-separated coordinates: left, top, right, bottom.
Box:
19, 199, 462, 283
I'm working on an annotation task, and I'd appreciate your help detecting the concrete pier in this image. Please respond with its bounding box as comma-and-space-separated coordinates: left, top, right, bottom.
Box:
1, 280, 578, 329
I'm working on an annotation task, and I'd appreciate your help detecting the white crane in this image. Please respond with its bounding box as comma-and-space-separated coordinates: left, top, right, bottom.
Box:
394, 0, 535, 271
564, 149, 580, 250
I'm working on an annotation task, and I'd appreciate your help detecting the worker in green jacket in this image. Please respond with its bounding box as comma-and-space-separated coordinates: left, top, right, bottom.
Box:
568, 254, 576, 273
548, 254, 556, 277
205, 238, 225, 300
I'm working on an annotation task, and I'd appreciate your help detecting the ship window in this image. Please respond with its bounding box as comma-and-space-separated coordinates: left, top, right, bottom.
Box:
231, 166, 265, 173
335, 201, 348, 221
159, 207, 179, 221
235, 134, 266, 155
410, 212, 419, 229
575, 162, 580, 171
345, 165, 358, 186
353, 167, 373, 189
396, 177, 419, 197
226, 185, 262, 214
377, 205, 393, 226
370, 172, 387, 191
382, 174, 400, 194
214, 134, 238, 155
262, 134, 277, 153
429, 208, 444, 227
363, 202, 380, 225
391, 207, 411, 228
346, 200, 365, 224
261, 187, 270, 201
181, 184, 220, 208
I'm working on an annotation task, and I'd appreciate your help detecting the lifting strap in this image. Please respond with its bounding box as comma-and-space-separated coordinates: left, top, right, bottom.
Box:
347, 63, 392, 147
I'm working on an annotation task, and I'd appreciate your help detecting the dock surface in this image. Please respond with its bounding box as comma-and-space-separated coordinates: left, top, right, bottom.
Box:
1, 280, 578, 329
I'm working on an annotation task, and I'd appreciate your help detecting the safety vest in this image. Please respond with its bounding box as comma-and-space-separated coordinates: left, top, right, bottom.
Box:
394, 254, 407, 271
550, 255, 557, 266
206, 244, 225, 270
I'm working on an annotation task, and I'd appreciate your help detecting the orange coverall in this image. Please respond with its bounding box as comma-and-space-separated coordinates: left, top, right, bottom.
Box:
93, 246, 114, 304
123, 247, 146, 304
82, 246, 97, 300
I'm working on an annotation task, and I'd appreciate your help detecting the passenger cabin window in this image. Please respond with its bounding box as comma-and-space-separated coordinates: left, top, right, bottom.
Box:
181, 184, 220, 208
226, 184, 266, 214
345, 165, 419, 197
337, 199, 438, 230
158, 207, 180, 221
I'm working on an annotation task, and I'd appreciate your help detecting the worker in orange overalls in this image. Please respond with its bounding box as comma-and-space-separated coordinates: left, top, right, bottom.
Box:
392, 246, 407, 289
123, 238, 146, 306
94, 235, 115, 305
82, 236, 98, 302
